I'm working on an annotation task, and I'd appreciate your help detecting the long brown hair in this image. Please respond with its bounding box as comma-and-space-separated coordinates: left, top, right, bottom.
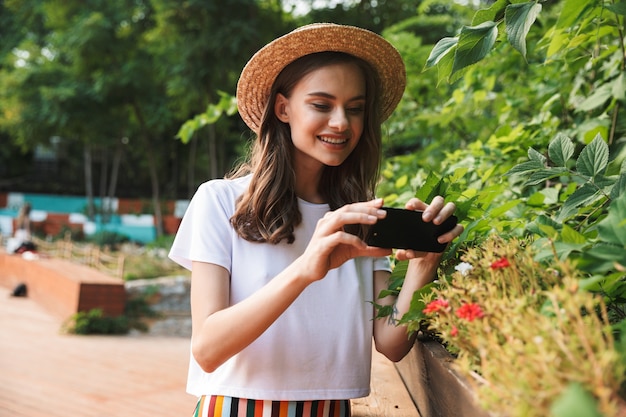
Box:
229, 52, 383, 244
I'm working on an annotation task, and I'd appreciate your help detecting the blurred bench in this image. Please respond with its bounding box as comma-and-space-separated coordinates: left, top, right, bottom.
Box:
0, 250, 125, 320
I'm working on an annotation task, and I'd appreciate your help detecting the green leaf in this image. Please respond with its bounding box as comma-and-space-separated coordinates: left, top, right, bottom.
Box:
527, 191, 546, 206
505, 2, 542, 58
488, 199, 523, 218
576, 135, 609, 177
557, 183, 600, 221
575, 83, 612, 112
610, 172, 626, 200
472, 0, 510, 25
395, 175, 408, 189
525, 168, 568, 186
425, 37, 458, 68
176, 120, 195, 144
506, 160, 544, 176
546, 28, 569, 58
434, 44, 457, 84
415, 172, 443, 203
536, 224, 559, 239
606, 0, 626, 16
217, 91, 238, 116
204, 104, 223, 124
528, 147, 547, 163
399, 282, 436, 327
612, 72, 626, 101
550, 383, 603, 417
548, 133, 575, 167
560, 224, 587, 244
555, 0, 594, 30
585, 244, 626, 269
596, 193, 626, 246
452, 21, 499, 76
527, 215, 561, 236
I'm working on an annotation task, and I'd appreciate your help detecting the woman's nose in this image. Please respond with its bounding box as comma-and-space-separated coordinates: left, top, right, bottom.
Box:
328, 108, 349, 131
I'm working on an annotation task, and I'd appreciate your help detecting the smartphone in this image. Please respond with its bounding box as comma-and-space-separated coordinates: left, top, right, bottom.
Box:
365, 207, 458, 253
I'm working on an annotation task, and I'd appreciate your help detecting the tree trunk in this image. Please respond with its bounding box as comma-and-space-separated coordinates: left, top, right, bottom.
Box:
99, 147, 109, 222
132, 100, 163, 238
208, 123, 218, 179
187, 134, 197, 198
106, 140, 123, 220
83, 144, 95, 220
147, 146, 164, 238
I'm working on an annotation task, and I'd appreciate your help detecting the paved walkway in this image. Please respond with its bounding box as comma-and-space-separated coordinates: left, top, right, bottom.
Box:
0, 285, 418, 417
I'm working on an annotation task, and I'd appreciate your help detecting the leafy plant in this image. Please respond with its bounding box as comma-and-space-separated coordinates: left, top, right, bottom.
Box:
420, 236, 624, 417
507, 133, 626, 321
63, 308, 130, 335
176, 92, 238, 144
62, 293, 159, 335
87, 230, 130, 249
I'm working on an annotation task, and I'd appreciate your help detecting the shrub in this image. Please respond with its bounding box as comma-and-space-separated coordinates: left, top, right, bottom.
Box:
62, 308, 130, 335
62, 295, 158, 335
420, 236, 625, 417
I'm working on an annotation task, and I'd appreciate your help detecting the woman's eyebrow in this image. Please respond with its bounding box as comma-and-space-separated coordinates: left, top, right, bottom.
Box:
307, 91, 366, 101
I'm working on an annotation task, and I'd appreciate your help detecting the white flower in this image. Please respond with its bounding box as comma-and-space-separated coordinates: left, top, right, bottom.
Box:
455, 262, 473, 276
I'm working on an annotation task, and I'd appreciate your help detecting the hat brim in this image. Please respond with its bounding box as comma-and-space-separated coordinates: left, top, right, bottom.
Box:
236, 23, 406, 133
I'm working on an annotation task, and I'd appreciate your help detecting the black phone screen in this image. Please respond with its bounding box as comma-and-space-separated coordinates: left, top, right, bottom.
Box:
365, 207, 457, 252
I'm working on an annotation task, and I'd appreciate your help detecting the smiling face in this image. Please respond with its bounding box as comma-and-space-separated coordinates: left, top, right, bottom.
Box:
274, 62, 366, 173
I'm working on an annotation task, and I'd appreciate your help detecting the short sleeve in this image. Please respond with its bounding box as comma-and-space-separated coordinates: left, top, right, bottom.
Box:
373, 255, 391, 273
168, 179, 245, 272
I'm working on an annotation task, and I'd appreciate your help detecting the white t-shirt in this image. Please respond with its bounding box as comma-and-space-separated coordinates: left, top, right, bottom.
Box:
169, 175, 391, 400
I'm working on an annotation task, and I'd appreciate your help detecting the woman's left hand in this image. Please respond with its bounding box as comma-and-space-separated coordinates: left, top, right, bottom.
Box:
394, 196, 463, 262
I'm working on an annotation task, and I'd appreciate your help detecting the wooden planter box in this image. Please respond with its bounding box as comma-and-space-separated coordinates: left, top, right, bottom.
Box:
394, 337, 490, 417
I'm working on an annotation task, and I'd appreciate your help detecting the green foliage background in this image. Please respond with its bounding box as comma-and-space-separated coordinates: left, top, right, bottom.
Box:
375, 1, 626, 413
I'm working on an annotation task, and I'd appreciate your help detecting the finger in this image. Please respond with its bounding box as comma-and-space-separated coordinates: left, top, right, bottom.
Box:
395, 248, 442, 261
405, 198, 428, 211
337, 198, 386, 214
437, 224, 464, 244
325, 231, 391, 260
432, 202, 457, 225
317, 210, 381, 237
421, 196, 446, 222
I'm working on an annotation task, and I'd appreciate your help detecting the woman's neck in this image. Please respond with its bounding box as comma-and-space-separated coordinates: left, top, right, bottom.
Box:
294, 166, 325, 204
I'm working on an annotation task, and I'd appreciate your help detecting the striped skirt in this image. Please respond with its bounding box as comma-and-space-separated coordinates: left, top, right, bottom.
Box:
193, 395, 351, 417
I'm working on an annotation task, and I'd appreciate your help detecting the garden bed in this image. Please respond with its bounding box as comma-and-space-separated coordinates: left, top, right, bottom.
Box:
0, 249, 125, 320
395, 337, 489, 417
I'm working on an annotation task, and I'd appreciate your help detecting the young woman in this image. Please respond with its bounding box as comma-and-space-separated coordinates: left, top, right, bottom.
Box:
169, 23, 463, 417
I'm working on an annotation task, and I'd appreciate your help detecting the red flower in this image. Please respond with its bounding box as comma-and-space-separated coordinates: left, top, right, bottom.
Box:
455, 303, 485, 321
450, 325, 458, 337
490, 257, 510, 269
423, 299, 450, 314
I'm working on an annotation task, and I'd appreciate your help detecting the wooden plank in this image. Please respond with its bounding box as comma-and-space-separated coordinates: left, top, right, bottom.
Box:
352, 348, 420, 417
395, 339, 490, 417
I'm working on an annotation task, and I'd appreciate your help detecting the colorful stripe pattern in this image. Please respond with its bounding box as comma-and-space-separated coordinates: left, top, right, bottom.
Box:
193, 396, 351, 417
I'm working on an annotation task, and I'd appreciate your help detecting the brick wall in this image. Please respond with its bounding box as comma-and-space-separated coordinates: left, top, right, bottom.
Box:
0, 251, 126, 320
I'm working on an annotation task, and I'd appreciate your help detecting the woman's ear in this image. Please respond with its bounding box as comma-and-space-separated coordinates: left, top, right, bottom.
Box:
274, 93, 290, 123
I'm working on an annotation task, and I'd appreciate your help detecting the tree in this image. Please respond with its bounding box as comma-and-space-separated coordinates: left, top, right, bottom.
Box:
148, 0, 291, 197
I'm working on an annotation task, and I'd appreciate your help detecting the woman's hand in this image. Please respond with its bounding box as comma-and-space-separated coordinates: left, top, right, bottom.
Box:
373, 196, 464, 361
297, 198, 392, 283
394, 196, 464, 262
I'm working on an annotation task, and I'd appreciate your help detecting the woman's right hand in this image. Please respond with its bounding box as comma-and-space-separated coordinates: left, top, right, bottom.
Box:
297, 198, 392, 283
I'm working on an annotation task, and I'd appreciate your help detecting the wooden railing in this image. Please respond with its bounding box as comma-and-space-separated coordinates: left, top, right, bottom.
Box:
31, 235, 125, 280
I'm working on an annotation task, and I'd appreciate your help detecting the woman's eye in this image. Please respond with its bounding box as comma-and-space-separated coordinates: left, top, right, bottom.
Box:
347, 106, 364, 114
312, 103, 330, 111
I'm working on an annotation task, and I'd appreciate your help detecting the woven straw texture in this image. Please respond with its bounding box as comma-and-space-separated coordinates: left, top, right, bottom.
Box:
236, 23, 406, 133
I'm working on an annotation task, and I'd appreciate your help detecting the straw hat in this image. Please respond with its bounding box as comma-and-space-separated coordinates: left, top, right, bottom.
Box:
236, 23, 406, 133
